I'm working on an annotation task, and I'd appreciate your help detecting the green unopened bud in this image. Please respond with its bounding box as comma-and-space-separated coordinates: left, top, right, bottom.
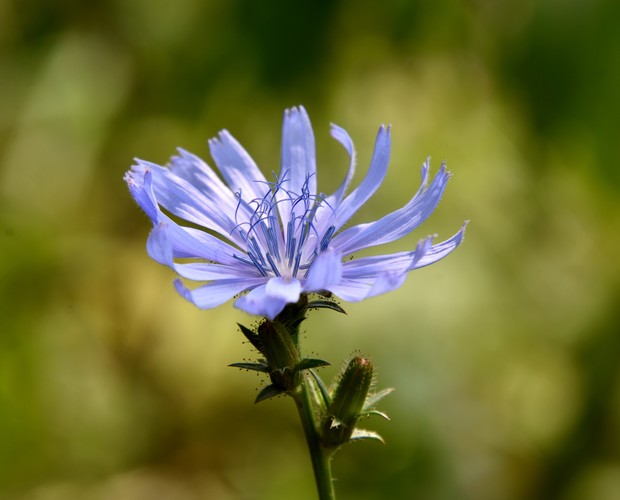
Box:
322, 355, 374, 446
257, 320, 300, 391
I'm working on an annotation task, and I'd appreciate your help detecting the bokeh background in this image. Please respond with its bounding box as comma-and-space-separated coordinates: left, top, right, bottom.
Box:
2, 1, 620, 499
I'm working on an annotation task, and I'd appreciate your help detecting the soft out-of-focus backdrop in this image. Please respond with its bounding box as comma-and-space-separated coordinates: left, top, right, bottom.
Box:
1, 1, 620, 499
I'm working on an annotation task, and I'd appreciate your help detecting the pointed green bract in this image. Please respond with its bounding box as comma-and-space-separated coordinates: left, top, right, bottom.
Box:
303, 299, 347, 315
237, 323, 262, 351
309, 369, 331, 409
229, 362, 270, 373
365, 409, 391, 420
255, 384, 284, 403
235, 302, 313, 399
363, 387, 394, 410
302, 371, 329, 415
350, 429, 385, 444
295, 358, 331, 372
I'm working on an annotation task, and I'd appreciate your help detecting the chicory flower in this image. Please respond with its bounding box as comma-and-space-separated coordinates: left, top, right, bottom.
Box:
125, 106, 466, 319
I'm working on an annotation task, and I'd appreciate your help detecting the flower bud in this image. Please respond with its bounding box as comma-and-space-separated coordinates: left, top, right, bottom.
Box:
322, 355, 374, 446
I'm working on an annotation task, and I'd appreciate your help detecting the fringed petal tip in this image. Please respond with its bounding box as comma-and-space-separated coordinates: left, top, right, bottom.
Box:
449, 220, 469, 247
207, 130, 228, 149
125, 163, 146, 185
440, 160, 453, 181
285, 104, 308, 117
436, 161, 451, 184
412, 221, 469, 269
131, 159, 160, 176
125, 169, 159, 223
420, 157, 430, 186
458, 219, 469, 239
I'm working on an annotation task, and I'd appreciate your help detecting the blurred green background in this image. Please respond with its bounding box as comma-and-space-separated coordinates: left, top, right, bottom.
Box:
2, 1, 620, 499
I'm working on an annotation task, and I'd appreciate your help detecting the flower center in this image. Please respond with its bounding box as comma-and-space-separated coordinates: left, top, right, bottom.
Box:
231, 173, 335, 280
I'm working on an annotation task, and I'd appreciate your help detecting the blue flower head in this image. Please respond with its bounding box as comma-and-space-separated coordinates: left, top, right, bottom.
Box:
125, 106, 467, 319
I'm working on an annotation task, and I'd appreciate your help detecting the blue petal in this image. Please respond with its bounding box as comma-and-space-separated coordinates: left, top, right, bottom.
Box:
175, 278, 263, 310
412, 222, 468, 269
160, 222, 242, 266
304, 251, 343, 291
366, 272, 408, 298
175, 227, 243, 265
326, 274, 407, 303
312, 124, 358, 239
341, 236, 434, 279
127, 170, 242, 266
208, 130, 270, 201
146, 222, 174, 265
332, 162, 450, 255
173, 262, 261, 280
280, 106, 317, 198
234, 284, 289, 320
326, 237, 438, 301
324, 279, 372, 302
328, 124, 356, 205
154, 222, 243, 267
339, 223, 465, 284
131, 157, 244, 246
332, 125, 391, 231
341, 252, 411, 278
265, 276, 302, 303
167, 148, 229, 198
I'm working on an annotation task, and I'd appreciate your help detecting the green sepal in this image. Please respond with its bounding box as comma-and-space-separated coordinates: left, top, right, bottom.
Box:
237, 323, 262, 352
362, 387, 394, 411
254, 384, 284, 404
350, 429, 385, 444
295, 358, 331, 373
229, 361, 270, 373
303, 300, 347, 315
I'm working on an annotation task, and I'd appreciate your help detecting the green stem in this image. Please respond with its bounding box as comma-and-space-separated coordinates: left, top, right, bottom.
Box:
293, 375, 336, 500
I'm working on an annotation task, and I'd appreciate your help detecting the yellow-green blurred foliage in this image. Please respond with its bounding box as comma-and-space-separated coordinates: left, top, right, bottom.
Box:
1, 1, 620, 499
